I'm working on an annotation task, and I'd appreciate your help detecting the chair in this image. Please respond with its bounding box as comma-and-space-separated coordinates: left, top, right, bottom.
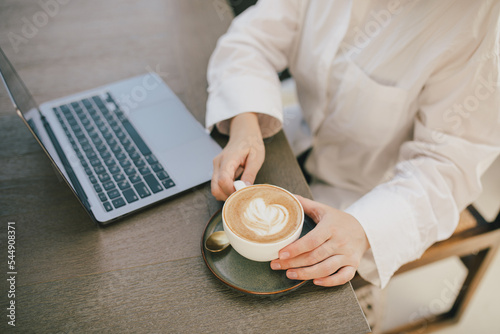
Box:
352, 204, 500, 333
227, 0, 257, 16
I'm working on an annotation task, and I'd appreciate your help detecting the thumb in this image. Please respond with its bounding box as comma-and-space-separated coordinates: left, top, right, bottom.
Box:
239, 148, 264, 186
294, 195, 326, 224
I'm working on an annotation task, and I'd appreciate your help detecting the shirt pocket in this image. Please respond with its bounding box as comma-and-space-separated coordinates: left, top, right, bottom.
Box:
320, 61, 409, 146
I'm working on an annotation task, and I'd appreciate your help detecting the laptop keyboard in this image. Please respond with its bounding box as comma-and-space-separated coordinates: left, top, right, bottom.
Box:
53, 93, 175, 212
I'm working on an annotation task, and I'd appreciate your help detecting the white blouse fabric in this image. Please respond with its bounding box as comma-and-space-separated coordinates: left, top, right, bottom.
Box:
206, 0, 500, 288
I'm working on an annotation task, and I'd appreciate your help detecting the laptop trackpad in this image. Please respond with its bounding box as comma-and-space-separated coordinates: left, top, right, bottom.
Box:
128, 99, 204, 153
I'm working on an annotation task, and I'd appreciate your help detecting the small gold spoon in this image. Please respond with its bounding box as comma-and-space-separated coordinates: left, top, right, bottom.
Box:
205, 230, 230, 252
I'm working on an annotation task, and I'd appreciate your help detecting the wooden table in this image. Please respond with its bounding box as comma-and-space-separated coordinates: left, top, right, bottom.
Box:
0, 1, 369, 332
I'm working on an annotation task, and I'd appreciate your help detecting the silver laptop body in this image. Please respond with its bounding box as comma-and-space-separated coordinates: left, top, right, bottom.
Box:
0, 47, 221, 225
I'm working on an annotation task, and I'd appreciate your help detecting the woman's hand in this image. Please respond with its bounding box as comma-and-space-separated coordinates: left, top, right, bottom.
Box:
211, 113, 265, 201
270, 195, 370, 286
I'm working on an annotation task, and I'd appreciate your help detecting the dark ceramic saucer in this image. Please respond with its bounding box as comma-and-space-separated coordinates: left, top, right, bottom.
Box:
201, 209, 316, 296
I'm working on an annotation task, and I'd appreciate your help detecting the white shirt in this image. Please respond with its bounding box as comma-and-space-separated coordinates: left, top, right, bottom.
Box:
206, 0, 500, 288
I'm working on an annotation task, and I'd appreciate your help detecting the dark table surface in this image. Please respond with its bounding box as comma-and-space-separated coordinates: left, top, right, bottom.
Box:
0, 0, 369, 332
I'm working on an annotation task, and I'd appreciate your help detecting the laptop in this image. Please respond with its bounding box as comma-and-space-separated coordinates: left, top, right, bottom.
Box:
0, 47, 222, 225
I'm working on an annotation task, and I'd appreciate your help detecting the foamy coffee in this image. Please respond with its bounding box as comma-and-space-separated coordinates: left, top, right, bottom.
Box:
224, 185, 302, 244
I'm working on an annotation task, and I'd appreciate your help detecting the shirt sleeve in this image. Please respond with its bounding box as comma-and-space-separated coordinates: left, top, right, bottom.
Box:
345, 27, 500, 288
205, 0, 302, 138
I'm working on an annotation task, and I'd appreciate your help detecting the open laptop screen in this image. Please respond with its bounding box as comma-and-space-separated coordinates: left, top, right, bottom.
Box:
0, 47, 39, 117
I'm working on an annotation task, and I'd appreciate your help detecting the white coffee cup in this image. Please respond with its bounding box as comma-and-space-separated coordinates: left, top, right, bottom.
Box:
222, 181, 304, 262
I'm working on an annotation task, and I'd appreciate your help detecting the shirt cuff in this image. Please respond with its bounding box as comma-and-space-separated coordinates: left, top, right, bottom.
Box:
344, 186, 419, 289
206, 75, 283, 138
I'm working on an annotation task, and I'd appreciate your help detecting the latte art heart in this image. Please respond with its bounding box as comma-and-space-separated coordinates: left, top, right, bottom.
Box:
224, 185, 302, 244
242, 198, 289, 236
